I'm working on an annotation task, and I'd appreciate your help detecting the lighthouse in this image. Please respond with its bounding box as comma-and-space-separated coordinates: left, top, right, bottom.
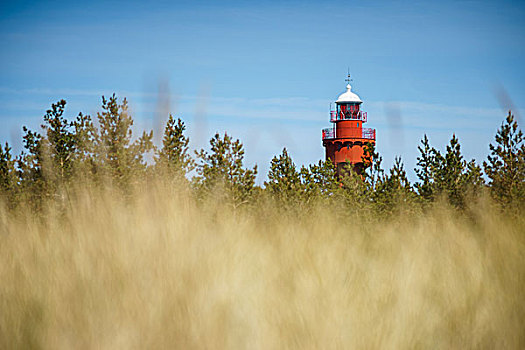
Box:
322, 75, 376, 174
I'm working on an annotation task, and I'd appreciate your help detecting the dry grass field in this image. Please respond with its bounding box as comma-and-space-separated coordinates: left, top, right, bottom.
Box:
1, 183, 524, 349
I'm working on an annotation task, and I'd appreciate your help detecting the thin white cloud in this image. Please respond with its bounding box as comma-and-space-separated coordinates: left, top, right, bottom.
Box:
1, 86, 521, 129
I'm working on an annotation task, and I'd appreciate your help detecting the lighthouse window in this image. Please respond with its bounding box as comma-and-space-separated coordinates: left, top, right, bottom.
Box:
357, 122, 359, 127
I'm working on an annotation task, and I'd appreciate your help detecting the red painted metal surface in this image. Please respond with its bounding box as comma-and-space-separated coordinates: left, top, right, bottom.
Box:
323, 140, 371, 165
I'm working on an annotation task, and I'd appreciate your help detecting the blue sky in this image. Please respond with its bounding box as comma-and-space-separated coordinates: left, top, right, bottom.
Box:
1, 0, 524, 183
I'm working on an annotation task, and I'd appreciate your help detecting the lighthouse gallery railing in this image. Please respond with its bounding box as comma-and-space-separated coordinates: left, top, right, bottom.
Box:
322, 127, 376, 140
330, 110, 367, 122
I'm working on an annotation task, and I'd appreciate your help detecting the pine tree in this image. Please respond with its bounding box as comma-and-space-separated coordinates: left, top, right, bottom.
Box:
97, 94, 153, 185
0, 142, 18, 202
156, 115, 194, 179
265, 148, 303, 203
40, 100, 77, 181
337, 162, 368, 214
73, 111, 98, 176
414, 134, 435, 201
362, 141, 384, 192
194, 132, 257, 208
301, 158, 340, 200
374, 156, 415, 214
464, 159, 485, 194
17, 126, 44, 199
427, 135, 485, 208
433, 134, 465, 206
484, 111, 525, 207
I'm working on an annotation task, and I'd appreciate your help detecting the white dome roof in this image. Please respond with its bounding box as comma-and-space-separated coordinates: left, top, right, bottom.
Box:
336, 84, 362, 104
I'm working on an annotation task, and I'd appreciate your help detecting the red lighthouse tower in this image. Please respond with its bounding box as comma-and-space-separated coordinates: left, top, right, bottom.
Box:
322, 75, 376, 174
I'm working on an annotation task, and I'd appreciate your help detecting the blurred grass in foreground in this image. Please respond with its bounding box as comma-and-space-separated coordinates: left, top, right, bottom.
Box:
0, 182, 524, 349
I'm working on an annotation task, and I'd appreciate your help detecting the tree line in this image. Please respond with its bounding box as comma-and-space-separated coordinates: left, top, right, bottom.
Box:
1, 94, 523, 216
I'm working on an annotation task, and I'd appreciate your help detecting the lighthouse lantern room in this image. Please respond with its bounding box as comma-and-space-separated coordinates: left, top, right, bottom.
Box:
322, 74, 376, 174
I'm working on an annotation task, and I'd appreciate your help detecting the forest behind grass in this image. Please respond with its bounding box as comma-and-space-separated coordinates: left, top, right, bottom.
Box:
1, 95, 524, 349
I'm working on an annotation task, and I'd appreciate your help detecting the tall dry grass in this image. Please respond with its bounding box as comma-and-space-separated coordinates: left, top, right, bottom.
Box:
0, 182, 524, 349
